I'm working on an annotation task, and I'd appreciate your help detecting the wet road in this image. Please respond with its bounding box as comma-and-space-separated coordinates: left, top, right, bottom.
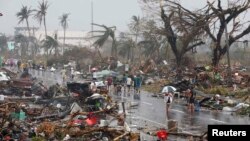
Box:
27, 68, 250, 135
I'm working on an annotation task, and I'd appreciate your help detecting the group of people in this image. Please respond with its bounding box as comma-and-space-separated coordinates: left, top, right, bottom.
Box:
101, 73, 143, 96
60, 67, 75, 83
121, 74, 143, 95
121, 74, 142, 94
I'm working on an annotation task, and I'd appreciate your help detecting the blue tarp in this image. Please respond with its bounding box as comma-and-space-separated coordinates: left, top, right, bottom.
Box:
7, 41, 15, 50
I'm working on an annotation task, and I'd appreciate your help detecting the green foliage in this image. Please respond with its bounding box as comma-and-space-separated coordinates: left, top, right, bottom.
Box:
234, 90, 249, 98
42, 36, 58, 49
32, 136, 46, 141
0, 35, 7, 54
54, 129, 66, 140
237, 106, 250, 116
47, 57, 67, 67
16, 5, 33, 24
41, 36, 58, 55
59, 13, 70, 30
47, 47, 94, 70
92, 23, 117, 57
206, 86, 228, 95
34, 0, 49, 25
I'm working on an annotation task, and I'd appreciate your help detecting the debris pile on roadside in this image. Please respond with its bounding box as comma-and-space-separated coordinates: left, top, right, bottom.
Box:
0, 68, 142, 141
1, 63, 249, 140
140, 64, 250, 115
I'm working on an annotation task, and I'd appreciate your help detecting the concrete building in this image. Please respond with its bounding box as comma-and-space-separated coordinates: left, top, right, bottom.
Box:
14, 27, 94, 47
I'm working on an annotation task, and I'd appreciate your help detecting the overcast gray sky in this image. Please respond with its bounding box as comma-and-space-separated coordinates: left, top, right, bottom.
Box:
1, 0, 242, 36
0, 0, 144, 35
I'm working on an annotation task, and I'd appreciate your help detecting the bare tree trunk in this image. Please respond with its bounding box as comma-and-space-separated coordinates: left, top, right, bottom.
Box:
127, 46, 131, 62
96, 47, 103, 60
165, 43, 170, 61
176, 55, 182, 68
175, 53, 183, 81
44, 16, 48, 65
131, 43, 135, 62
111, 39, 117, 58
26, 19, 31, 38
157, 46, 160, 60
212, 46, 220, 67
26, 19, 34, 58
43, 16, 47, 37
135, 30, 139, 64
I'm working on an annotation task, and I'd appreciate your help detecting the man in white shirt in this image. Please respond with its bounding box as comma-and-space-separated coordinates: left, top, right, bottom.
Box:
126, 77, 132, 93
164, 92, 173, 114
92, 71, 97, 80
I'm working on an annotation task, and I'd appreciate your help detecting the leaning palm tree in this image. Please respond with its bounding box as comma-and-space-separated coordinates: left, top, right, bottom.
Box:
92, 23, 117, 59
34, 0, 49, 38
42, 35, 58, 56
16, 6, 33, 37
59, 13, 70, 55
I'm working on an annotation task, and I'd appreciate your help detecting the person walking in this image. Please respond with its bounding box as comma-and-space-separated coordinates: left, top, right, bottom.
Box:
164, 92, 173, 114
126, 76, 132, 94
61, 68, 67, 83
134, 74, 142, 94
17, 60, 21, 71
187, 88, 196, 113
107, 76, 113, 92
122, 74, 127, 93
70, 67, 75, 81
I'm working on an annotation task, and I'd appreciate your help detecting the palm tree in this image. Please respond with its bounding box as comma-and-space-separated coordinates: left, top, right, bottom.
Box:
15, 34, 29, 59
0, 34, 8, 55
34, 0, 49, 38
29, 36, 41, 56
92, 23, 117, 58
118, 38, 134, 62
129, 15, 140, 62
59, 13, 70, 55
42, 35, 58, 56
16, 6, 33, 37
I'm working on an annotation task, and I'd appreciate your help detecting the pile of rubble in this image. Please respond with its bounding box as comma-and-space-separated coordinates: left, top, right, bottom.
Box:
0, 68, 141, 140
141, 64, 250, 116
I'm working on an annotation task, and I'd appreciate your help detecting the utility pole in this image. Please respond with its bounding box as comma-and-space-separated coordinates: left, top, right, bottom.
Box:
243, 40, 248, 59
224, 22, 232, 85
91, 0, 94, 37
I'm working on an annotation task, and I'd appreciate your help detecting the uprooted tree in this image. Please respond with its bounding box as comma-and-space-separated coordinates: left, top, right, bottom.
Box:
141, 0, 205, 70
